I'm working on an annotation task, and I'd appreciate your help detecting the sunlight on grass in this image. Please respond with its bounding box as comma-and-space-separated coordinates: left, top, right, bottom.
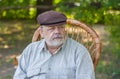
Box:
0, 20, 37, 48
0, 37, 3, 41
102, 41, 109, 46
0, 20, 37, 79
14, 24, 22, 31
3, 44, 9, 49
102, 61, 107, 66
0, 27, 11, 34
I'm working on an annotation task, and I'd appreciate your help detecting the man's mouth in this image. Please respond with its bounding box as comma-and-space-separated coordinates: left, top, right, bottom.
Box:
53, 37, 62, 40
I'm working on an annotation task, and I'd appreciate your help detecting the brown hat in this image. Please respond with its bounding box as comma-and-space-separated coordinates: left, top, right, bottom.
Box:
37, 10, 67, 26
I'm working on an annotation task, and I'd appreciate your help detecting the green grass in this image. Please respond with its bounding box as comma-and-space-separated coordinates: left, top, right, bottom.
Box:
0, 20, 38, 79
0, 20, 38, 46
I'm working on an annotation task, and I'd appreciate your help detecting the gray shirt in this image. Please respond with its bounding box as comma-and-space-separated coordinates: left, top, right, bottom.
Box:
13, 37, 95, 79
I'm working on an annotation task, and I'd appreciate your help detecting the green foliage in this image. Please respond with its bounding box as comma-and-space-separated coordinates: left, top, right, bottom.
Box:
104, 11, 120, 54
0, 0, 120, 22
55, 1, 102, 24
0, 0, 36, 19
102, 0, 120, 9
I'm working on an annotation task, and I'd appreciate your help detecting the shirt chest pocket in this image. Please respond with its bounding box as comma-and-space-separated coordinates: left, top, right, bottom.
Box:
46, 67, 76, 79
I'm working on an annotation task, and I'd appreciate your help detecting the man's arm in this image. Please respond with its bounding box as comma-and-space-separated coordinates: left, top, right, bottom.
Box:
76, 46, 95, 79
13, 46, 29, 79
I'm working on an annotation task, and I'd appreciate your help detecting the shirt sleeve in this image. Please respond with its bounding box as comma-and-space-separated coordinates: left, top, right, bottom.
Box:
13, 45, 31, 79
75, 45, 95, 79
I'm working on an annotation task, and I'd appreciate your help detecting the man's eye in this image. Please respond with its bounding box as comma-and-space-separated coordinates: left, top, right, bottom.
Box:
59, 25, 65, 28
48, 28, 54, 31
60, 26, 64, 28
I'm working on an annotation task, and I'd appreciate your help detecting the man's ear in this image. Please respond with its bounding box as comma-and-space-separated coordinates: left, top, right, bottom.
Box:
39, 27, 44, 38
32, 27, 41, 42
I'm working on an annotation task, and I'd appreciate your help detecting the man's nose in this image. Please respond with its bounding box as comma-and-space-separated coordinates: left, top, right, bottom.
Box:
54, 27, 60, 33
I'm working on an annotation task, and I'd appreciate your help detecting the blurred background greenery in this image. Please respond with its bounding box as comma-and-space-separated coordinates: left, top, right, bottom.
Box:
0, 0, 120, 79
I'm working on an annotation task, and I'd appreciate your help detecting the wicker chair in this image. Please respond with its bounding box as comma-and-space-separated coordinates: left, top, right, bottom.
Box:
13, 19, 101, 70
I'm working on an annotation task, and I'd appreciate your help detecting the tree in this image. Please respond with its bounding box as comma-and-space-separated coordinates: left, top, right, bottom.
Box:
36, 0, 53, 16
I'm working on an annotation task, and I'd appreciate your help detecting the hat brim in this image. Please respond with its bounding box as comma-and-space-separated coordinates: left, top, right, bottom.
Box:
41, 21, 66, 26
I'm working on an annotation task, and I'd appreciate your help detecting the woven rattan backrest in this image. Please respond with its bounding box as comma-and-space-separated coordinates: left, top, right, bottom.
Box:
32, 19, 101, 69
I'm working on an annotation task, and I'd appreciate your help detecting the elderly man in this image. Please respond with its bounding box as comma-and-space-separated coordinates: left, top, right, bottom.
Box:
13, 11, 95, 79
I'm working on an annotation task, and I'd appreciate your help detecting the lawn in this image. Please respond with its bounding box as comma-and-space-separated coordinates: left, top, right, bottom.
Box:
0, 20, 38, 79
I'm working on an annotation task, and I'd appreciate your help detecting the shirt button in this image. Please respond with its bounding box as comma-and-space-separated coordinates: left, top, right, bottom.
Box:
39, 68, 41, 71
48, 68, 51, 71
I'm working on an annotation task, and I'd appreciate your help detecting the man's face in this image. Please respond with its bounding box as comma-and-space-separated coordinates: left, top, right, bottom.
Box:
40, 24, 66, 47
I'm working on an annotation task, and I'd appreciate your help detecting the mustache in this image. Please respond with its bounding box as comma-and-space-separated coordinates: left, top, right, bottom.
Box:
52, 34, 63, 39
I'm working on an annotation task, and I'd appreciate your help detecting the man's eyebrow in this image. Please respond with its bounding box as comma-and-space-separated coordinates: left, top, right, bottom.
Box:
47, 26, 55, 27
47, 27, 54, 29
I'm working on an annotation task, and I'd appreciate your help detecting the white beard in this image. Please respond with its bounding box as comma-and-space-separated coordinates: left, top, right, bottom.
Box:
46, 38, 65, 47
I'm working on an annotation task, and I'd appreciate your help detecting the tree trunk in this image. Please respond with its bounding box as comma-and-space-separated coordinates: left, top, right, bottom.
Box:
36, 0, 53, 17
